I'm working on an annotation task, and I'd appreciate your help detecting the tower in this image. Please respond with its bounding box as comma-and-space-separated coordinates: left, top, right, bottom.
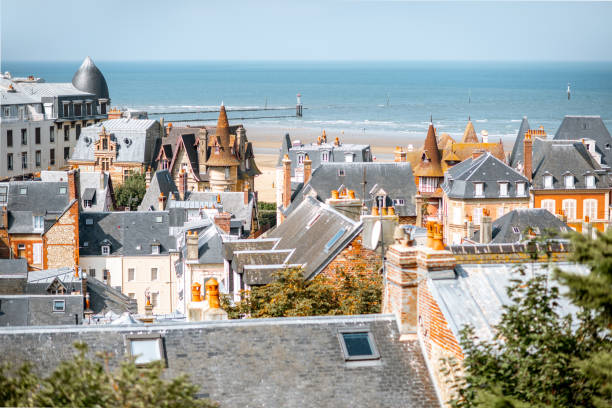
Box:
205, 105, 240, 192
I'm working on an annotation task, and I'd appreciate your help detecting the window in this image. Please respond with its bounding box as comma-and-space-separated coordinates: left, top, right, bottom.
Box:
499, 182, 508, 197
86, 102, 92, 116
541, 199, 555, 215
53, 300, 65, 312
584, 199, 597, 221
544, 175, 553, 189
74, 103, 82, 117
83, 241, 89, 247
7, 130, 12, 147
127, 335, 164, 365
562, 199, 577, 221
49, 126, 54, 143
100, 102, 107, 115
21, 128, 27, 145
21, 152, 27, 169
512, 226, 521, 234
321, 151, 329, 162
338, 169, 345, 176
0, 186, 7, 204
586, 175, 595, 188
63, 104, 69, 117
151, 244, 160, 255
101, 245, 110, 256
516, 182, 526, 196
151, 292, 158, 307
473, 207, 483, 225
297, 153, 304, 165
151, 268, 158, 281
453, 206, 462, 225
19, 187, 27, 195
419, 177, 437, 193
344, 153, 354, 162
2, 106, 9, 117
338, 330, 380, 361
128, 268, 135, 281
324, 228, 346, 252
474, 183, 484, 197
59, 186, 67, 194
76, 124, 81, 140
393, 198, 405, 206
64, 125, 69, 141
35, 150, 41, 167
224, 167, 230, 180
33, 216, 44, 231
7, 154, 13, 171
50, 149, 55, 165
35, 127, 41, 144
103, 269, 109, 281
565, 175, 574, 189
32, 243, 42, 264
89, 269, 96, 278
84, 200, 92, 208
64, 147, 70, 160
17, 243, 26, 259
155, 216, 163, 223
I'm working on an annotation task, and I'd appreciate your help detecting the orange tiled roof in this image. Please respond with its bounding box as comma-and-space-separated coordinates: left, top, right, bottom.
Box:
414, 122, 444, 177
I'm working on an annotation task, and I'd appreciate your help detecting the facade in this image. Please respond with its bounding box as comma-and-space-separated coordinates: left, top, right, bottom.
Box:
441, 152, 530, 244
413, 120, 445, 226
0, 171, 80, 270
0, 57, 110, 180
69, 118, 161, 186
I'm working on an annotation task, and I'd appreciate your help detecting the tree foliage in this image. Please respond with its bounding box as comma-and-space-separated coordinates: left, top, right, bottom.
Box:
448, 230, 612, 408
221, 266, 382, 319
257, 201, 277, 231
0, 342, 217, 408
114, 172, 146, 210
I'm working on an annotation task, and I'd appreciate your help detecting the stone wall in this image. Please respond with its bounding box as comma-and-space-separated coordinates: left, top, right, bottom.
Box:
44, 200, 79, 269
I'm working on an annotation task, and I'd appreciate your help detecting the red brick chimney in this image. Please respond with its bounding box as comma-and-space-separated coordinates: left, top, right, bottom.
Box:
282, 154, 292, 210
303, 154, 312, 184
67, 169, 78, 201
214, 212, 231, 234
244, 185, 249, 205
145, 167, 152, 189
158, 193, 166, 211
523, 131, 533, 181
179, 169, 187, 199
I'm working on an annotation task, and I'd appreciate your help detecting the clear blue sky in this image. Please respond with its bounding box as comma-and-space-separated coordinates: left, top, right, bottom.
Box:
1, 0, 611, 62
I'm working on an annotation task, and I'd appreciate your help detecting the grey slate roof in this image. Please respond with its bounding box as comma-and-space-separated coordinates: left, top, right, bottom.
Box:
509, 117, 530, 168
285, 162, 417, 217
441, 152, 529, 199
7, 181, 72, 234
182, 223, 225, 265
0, 259, 28, 275
26, 267, 82, 295
41, 171, 112, 212
181, 191, 255, 235
553, 115, 612, 168
79, 212, 176, 256
138, 170, 179, 211
71, 57, 109, 99
71, 119, 160, 164
0, 314, 439, 407
473, 208, 570, 243
531, 138, 610, 190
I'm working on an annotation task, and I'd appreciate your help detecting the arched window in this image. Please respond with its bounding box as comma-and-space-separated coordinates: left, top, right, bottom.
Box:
541, 199, 555, 215
562, 199, 577, 221
583, 199, 598, 221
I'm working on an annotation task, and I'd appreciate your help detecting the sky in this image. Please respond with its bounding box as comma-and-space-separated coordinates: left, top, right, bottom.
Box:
1, 0, 611, 62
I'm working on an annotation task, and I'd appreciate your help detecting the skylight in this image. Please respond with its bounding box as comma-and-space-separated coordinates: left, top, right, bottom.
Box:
338, 330, 380, 361
324, 227, 346, 252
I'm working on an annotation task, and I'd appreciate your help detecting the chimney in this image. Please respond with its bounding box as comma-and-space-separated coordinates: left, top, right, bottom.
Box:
158, 193, 165, 211
198, 128, 208, 176
145, 167, 152, 189
214, 212, 231, 234
480, 209, 492, 244
67, 169, 78, 201
191, 282, 202, 302
523, 131, 533, 181
203, 278, 228, 320
394, 146, 407, 162
99, 172, 105, 190
186, 230, 199, 261
303, 154, 312, 184
481, 130, 489, 143
179, 169, 187, 199
326, 189, 362, 221
243, 185, 249, 205
1, 206, 7, 229
472, 149, 485, 161
282, 154, 292, 211
466, 216, 474, 241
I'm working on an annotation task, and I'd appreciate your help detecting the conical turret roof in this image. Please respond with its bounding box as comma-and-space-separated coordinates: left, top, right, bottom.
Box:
461, 119, 479, 143
72, 56, 109, 99
414, 121, 444, 177
205, 104, 240, 167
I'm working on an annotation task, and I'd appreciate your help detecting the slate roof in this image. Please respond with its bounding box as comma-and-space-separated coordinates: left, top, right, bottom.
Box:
531, 138, 610, 190
441, 152, 529, 200
170, 133, 203, 181
0, 314, 439, 407
553, 115, 612, 168
138, 170, 179, 211
7, 181, 73, 234
473, 209, 571, 243
182, 223, 225, 265
26, 267, 82, 294
428, 262, 585, 342
0, 259, 28, 276
509, 117, 530, 168
71, 56, 109, 99
285, 162, 417, 217
71, 119, 160, 164
181, 191, 255, 235
41, 171, 112, 212
277, 132, 372, 176
79, 212, 176, 256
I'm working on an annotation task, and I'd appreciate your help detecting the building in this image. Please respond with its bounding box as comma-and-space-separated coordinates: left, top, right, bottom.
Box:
69, 118, 162, 186
0, 171, 80, 270
138, 169, 179, 211
78, 211, 179, 315
508, 117, 531, 169
413, 120, 445, 226
161, 106, 260, 194
441, 152, 530, 244
41, 170, 114, 212
281, 162, 418, 224
0, 57, 110, 179
552, 115, 612, 170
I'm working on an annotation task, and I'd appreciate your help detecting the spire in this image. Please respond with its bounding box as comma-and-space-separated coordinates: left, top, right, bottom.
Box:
205, 104, 239, 167
414, 122, 443, 177
216, 104, 230, 136
461, 119, 479, 143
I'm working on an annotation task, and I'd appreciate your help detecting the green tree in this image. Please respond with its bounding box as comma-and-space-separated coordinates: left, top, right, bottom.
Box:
114, 172, 146, 210
221, 266, 382, 319
448, 231, 612, 408
257, 201, 277, 231
0, 343, 217, 408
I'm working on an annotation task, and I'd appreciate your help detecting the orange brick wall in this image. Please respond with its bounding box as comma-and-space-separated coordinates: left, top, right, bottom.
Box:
321, 235, 381, 279
9, 237, 43, 270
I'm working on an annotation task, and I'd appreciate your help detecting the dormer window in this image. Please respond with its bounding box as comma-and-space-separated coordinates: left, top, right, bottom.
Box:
586, 175, 595, 188
499, 182, 508, 197
544, 175, 553, 189
297, 153, 305, 165
474, 182, 484, 197
59, 186, 67, 195
151, 242, 161, 255
321, 151, 330, 162
344, 153, 354, 163
564, 175, 574, 189
33, 216, 44, 232
516, 182, 526, 196
101, 245, 110, 256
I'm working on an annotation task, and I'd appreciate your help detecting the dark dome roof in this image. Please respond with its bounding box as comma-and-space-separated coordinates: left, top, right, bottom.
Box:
71, 56, 109, 99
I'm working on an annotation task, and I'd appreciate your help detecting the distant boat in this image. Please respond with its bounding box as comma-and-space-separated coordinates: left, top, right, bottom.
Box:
567, 83, 571, 100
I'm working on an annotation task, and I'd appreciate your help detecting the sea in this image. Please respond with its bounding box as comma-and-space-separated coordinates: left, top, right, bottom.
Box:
3, 60, 612, 144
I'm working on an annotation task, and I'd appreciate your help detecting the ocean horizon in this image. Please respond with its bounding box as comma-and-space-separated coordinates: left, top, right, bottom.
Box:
2, 60, 611, 142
